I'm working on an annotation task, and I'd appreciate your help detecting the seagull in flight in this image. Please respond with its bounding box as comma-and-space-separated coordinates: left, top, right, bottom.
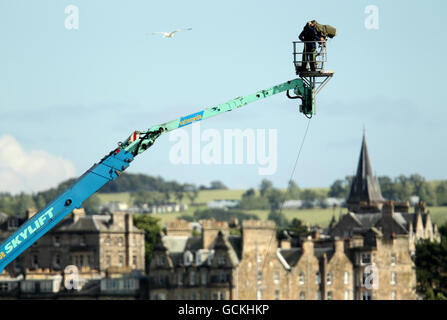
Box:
149, 28, 192, 38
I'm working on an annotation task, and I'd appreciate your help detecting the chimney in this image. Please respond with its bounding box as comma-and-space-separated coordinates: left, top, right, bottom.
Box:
280, 239, 291, 249
26, 208, 38, 220
201, 219, 229, 249
110, 211, 126, 229
72, 208, 86, 223
125, 213, 133, 232
166, 219, 192, 236
302, 236, 314, 254
312, 230, 320, 240
382, 201, 394, 217
334, 238, 344, 254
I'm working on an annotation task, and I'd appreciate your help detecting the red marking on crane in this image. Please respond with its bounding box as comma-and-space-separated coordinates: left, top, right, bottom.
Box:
128, 131, 140, 143
115, 149, 121, 155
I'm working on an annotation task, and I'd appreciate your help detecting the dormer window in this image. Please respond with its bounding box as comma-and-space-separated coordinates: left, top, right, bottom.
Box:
361, 253, 371, 265
53, 236, 60, 247
217, 255, 226, 266
184, 251, 193, 266
156, 255, 164, 266
391, 253, 396, 266
207, 251, 215, 265
196, 252, 203, 265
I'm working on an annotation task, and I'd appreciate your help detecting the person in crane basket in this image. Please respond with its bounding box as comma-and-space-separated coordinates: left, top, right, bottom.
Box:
298, 21, 323, 72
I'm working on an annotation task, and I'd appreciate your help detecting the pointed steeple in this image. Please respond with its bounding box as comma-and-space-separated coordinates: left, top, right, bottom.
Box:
347, 133, 384, 212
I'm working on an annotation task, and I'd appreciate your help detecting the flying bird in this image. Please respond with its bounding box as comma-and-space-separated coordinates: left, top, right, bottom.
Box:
148, 28, 192, 38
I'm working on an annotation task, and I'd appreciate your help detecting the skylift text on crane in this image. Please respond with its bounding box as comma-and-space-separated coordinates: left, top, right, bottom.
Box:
3, 207, 54, 255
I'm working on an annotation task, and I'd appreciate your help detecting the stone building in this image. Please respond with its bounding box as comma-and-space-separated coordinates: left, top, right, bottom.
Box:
148, 134, 440, 300
0, 208, 145, 298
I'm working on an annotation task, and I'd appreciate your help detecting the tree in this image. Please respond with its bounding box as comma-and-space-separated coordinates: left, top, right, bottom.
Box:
287, 180, 300, 199
242, 188, 255, 198
187, 188, 199, 205
300, 189, 318, 202
267, 211, 288, 228
209, 180, 228, 190
328, 179, 348, 198
259, 179, 273, 197
174, 190, 184, 204
82, 195, 101, 215
288, 218, 309, 237
133, 215, 161, 272
378, 176, 394, 200
436, 181, 447, 206
415, 222, 447, 299
266, 189, 285, 212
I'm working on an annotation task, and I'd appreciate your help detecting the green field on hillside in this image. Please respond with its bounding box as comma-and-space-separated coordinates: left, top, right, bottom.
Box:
97, 190, 447, 228
97, 188, 330, 206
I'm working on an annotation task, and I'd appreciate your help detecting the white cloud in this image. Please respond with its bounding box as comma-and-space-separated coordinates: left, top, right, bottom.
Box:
0, 135, 76, 194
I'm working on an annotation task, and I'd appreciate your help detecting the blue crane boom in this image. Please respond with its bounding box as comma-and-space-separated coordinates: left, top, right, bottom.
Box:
0, 74, 325, 273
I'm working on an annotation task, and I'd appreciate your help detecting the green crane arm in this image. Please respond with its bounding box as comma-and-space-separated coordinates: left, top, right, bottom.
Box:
123, 77, 313, 157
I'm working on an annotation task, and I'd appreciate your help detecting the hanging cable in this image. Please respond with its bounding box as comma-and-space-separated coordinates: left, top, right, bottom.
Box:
261, 118, 312, 274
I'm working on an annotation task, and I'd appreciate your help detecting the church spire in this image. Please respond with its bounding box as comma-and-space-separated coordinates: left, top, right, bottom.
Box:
347, 133, 384, 212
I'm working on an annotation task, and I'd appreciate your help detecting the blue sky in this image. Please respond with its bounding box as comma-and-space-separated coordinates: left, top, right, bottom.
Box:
0, 0, 446, 193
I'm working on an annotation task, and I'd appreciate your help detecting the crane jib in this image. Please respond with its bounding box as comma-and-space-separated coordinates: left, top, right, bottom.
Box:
0, 77, 317, 272
0, 149, 134, 273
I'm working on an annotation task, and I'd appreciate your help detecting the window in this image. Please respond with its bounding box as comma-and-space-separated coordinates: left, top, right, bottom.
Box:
33, 255, 38, 266
0, 283, 9, 292
274, 270, 280, 284
118, 237, 123, 246
80, 255, 84, 266
190, 271, 196, 286
178, 271, 184, 286
190, 293, 197, 300
53, 236, 60, 247
212, 293, 218, 300
316, 291, 321, 300
299, 291, 305, 300
119, 255, 124, 267
184, 251, 193, 266
362, 291, 372, 300
391, 272, 397, 285
361, 253, 371, 265
391, 254, 396, 266
257, 271, 262, 284
327, 291, 333, 300
105, 236, 111, 245
257, 290, 262, 300
299, 272, 305, 285
106, 255, 111, 266
132, 255, 137, 266
344, 271, 349, 285
80, 236, 86, 246
220, 291, 226, 300
217, 255, 226, 266
54, 254, 60, 267
201, 272, 207, 285
156, 255, 164, 266
326, 272, 332, 285
274, 290, 280, 300
315, 272, 321, 284
196, 252, 203, 265
178, 293, 185, 300
344, 290, 350, 300
391, 291, 397, 300
201, 292, 207, 300
257, 254, 262, 263
362, 272, 368, 287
